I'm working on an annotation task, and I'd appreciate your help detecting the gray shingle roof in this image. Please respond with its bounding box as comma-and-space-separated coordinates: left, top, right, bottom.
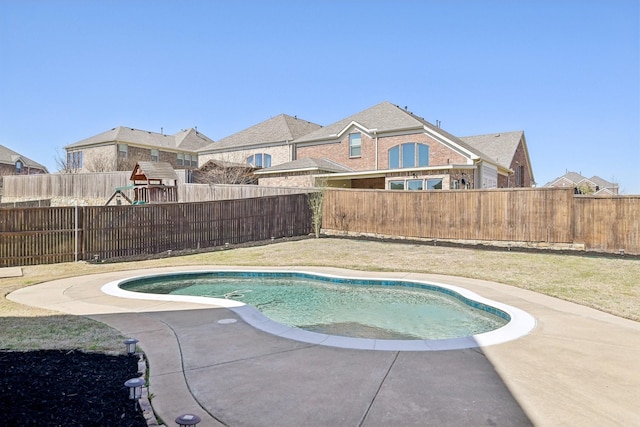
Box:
255, 158, 353, 174
292, 101, 502, 166
544, 172, 587, 187
544, 172, 617, 190
589, 175, 616, 189
198, 114, 321, 153
293, 101, 424, 143
65, 127, 214, 151
0, 144, 49, 171
459, 131, 524, 168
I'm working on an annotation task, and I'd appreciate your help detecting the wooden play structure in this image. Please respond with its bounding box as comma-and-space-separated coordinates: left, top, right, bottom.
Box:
105, 161, 178, 205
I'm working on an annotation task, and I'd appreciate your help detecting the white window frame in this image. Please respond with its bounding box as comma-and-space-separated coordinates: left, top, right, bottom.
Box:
349, 133, 362, 158
118, 144, 128, 158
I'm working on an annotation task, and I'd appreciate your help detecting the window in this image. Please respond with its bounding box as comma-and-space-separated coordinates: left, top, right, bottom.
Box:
66, 151, 83, 169
191, 154, 198, 167
15, 160, 22, 174
177, 153, 184, 166
247, 153, 272, 168
388, 146, 400, 169
349, 133, 361, 157
417, 144, 429, 167
388, 177, 443, 191
427, 178, 443, 190
388, 143, 429, 169
388, 180, 405, 190
151, 149, 159, 162
407, 179, 423, 190
402, 143, 415, 168
515, 165, 525, 187
185, 154, 192, 167
118, 144, 128, 158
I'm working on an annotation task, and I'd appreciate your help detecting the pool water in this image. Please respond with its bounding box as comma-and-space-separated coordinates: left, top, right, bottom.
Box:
121, 272, 508, 340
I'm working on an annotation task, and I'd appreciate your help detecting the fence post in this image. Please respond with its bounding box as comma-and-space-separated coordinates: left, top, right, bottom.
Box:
74, 201, 78, 262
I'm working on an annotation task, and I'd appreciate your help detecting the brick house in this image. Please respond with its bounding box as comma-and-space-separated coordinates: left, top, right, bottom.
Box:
197, 114, 321, 169
64, 126, 214, 173
545, 171, 618, 195
256, 102, 535, 190
0, 144, 48, 176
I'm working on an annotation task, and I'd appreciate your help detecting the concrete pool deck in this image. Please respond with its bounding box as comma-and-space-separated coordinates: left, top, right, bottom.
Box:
8, 265, 640, 426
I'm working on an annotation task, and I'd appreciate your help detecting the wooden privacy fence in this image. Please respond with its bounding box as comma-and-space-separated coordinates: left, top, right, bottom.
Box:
0, 193, 312, 267
2, 172, 130, 199
1, 172, 309, 204
178, 184, 312, 202
1, 170, 191, 200
322, 188, 640, 255
323, 187, 575, 243
574, 195, 640, 254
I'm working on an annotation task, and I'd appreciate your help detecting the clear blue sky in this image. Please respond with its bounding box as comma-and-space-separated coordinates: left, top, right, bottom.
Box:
1, 0, 638, 193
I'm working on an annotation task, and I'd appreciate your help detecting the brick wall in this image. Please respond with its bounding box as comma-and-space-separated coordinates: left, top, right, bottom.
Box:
376, 133, 468, 169
513, 140, 533, 187
295, 134, 376, 170
258, 173, 316, 187
501, 139, 533, 188
296, 131, 469, 171
75, 144, 200, 172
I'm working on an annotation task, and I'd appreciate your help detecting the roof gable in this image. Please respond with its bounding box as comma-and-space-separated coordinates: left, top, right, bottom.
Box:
545, 171, 588, 187
459, 131, 524, 168
293, 101, 425, 143
589, 175, 616, 189
174, 128, 215, 150
199, 114, 321, 152
0, 144, 48, 171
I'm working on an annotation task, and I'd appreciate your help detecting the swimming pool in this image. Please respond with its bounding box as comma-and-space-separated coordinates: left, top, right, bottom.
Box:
102, 269, 536, 351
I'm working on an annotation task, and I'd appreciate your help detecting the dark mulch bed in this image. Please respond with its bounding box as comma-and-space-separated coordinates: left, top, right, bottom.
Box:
0, 350, 148, 426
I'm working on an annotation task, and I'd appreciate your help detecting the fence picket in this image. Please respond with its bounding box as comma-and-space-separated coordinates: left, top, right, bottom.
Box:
0, 194, 312, 266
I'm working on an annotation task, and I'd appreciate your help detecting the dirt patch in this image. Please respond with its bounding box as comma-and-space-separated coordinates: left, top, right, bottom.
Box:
0, 350, 148, 426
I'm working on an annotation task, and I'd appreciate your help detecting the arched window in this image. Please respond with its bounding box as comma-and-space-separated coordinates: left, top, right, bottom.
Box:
388, 143, 429, 169
247, 153, 272, 168
15, 160, 23, 174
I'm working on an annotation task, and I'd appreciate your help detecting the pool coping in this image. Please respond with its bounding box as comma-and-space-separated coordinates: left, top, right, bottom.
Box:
101, 268, 537, 351
9, 264, 640, 426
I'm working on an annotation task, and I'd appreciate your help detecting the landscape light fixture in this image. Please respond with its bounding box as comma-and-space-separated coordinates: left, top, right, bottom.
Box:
124, 338, 139, 355
175, 413, 202, 426
124, 377, 145, 401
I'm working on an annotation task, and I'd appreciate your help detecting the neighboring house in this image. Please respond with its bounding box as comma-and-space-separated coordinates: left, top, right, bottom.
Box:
197, 114, 322, 168
64, 127, 214, 173
255, 101, 535, 190
545, 172, 619, 195
0, 144, 48, 176
64, 102, 535, 192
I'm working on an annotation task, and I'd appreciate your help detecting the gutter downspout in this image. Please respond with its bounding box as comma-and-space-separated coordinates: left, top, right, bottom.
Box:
288, 140, 294, 161
374, 131, 379, 170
